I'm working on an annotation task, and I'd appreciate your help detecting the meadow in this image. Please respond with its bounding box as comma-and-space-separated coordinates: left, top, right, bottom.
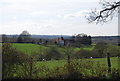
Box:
12, 43, 118, 69
2, 43, 119, 79
35, 57, 118, 69
12, 43, 94, 55
34, 57, 119, 78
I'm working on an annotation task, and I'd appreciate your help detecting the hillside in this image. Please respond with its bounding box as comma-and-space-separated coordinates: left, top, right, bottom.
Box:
92, 36, 120, 45
12, 43, 94, 55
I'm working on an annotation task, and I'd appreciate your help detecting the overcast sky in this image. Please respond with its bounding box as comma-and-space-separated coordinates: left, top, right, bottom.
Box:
0, 0, 118, 36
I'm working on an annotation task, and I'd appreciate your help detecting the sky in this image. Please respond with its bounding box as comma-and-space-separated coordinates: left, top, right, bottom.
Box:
0, 0, 118, 36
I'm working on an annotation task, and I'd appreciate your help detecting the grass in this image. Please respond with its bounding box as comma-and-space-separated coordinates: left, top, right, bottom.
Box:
35, 60, 66, 69
90, 57, 118, 69
35, 57, 118, 69
12, 43, 94, 55
33, 57, 118, 78
12, 43, 48, 55
12, 43, 118, 69
4, 43, 120, 79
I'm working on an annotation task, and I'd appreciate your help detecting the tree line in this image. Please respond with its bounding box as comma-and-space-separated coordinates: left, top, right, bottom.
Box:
2, 31, 92, 46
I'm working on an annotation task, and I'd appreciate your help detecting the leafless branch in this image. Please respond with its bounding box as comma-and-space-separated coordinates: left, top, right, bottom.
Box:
86, 0, 120, 24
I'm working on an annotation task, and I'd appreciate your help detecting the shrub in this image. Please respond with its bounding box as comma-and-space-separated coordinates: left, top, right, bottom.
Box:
105, 45, 119, 57
44, 46, 63, 60
94, 42, 107, 58
2, 43, 29, 79
73, 49, 100, 58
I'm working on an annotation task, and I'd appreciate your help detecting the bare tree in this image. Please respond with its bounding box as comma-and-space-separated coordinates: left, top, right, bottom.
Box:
86, 0, 120, 24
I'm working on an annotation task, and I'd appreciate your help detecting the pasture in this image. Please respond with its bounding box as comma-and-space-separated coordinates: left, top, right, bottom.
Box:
2, 43, 119, 79
12, 43, 94, 55
16, 57, 118, 79
36, 57, 118, 70
12, 43, 118, 70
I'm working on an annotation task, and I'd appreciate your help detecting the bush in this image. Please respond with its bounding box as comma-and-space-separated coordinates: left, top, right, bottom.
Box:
94, 42, 107, 58
105, 45, 119, 57
44, 46, 63, 60
2, 43, 29, 79
73, 49, 100, 59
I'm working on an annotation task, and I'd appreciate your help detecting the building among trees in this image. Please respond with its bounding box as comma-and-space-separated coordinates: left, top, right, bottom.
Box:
55, 37, 65, 46
54, 34, 92, 47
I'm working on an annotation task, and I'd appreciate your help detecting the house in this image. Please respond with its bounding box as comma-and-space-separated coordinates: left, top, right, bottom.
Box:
55, 37, 65, 46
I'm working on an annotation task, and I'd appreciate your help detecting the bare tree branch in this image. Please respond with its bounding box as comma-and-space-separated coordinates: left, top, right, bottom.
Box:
86, 0, 120, 24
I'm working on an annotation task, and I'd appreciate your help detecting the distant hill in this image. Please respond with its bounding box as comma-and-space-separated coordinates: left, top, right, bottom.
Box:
92, 36, 120, 45
1, 34, 119, 45
5, 35, 71, 39
31, 35, 71, 39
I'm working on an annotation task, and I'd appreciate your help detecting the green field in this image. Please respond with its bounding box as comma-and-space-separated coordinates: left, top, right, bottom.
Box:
12, 43, 118, 69
3, 43, 119, 79
35, 57, 118, 69
12, 43, 94, 55
32, 57, 119, 78
12, 43, 48, 55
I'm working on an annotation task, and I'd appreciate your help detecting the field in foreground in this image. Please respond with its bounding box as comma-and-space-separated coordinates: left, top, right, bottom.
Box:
12, 43, 119, 69
36, 57, 118, 69
3, 43, 119, 79
27, 57, 119, 79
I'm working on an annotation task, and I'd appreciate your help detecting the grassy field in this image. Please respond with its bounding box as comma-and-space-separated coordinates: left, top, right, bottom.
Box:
12, 43, 48, 55
12, 43, 118, 69
35, 57, 118, 69
3, 43, 119, 79
91, 57, 118, 69
12, 43, 94, 55
33, 57, 118, 78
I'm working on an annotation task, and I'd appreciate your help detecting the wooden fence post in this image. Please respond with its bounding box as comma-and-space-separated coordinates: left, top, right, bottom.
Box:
29, 57, 33, 79
66, 43, 71, 78
68, 55, 70, 64
118, 56, 120, 77
107, 53, 111, 73
67, 50, 70, 78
